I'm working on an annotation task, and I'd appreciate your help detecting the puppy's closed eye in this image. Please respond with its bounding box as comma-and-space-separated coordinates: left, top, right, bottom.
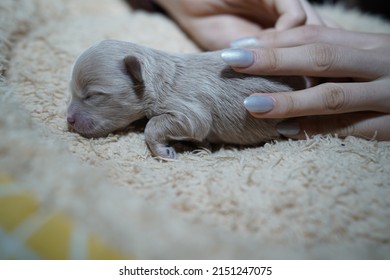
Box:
83, 92, 105, 102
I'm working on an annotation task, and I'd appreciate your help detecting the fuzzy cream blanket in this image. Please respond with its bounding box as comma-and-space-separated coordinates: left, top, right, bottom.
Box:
1, 0, 389, 259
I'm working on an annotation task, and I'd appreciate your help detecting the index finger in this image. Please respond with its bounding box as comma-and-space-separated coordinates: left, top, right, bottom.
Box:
256, 25, 390, 50
224, 44, 384, 80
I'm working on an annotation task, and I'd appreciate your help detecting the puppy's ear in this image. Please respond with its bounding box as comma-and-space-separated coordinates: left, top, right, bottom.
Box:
123, 55, 143, 83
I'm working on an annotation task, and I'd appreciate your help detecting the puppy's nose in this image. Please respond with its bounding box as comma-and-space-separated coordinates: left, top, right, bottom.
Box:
67, 116, 75, 125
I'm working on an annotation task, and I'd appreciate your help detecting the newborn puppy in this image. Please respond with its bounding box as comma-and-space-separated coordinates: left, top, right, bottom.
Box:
67, 40, 305, 159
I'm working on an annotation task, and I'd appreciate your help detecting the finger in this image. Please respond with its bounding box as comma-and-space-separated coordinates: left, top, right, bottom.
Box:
255, 25, 390, 49
274, 0, 306, 30
276, 112, 390, 140
224, 44, 385, 79
244, 80, 390, 118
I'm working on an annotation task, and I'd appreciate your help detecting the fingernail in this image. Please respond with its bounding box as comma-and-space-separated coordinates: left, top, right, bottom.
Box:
276, 122, 300, 136
244, 96, 274, 113
230, 36, 262, 48
221, 49, 254, 67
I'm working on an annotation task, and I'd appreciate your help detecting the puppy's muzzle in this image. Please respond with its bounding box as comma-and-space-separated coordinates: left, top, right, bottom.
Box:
67, 116, 76, 132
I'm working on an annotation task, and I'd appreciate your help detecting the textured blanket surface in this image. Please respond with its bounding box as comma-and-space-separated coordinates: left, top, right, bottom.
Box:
1, 0, 390, 259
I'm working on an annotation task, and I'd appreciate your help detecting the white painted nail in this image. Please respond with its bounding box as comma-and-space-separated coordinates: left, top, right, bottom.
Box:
221, 49, 254, 68
276, 122, 300, 136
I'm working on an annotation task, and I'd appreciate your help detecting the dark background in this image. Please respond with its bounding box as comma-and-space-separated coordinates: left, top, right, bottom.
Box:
310, 0, 390, 20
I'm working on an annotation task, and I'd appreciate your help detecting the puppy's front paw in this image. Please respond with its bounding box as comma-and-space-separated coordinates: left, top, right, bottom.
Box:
153, 144, 177, 159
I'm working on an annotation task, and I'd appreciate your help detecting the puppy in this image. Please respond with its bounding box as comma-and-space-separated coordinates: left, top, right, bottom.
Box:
67, 40, 306, 159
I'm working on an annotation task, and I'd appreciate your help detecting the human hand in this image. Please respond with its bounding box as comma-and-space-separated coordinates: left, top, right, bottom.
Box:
221, 25, 390, 140
155, 0, 327, 50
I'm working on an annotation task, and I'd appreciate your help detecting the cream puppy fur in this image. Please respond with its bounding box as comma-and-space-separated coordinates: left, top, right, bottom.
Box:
67, 40, 305, 159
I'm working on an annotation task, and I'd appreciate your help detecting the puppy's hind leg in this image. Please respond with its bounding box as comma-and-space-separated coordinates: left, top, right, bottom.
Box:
144, 112, 212, 160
